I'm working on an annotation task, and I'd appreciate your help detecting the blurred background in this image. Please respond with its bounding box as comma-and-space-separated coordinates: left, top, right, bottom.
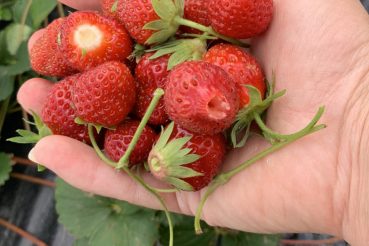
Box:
1, 1, 368, 245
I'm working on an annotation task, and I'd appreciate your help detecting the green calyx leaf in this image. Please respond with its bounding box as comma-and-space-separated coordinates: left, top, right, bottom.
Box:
7, 111, 52, 144
129, 43, 147, 62
231, 83, 286, 148
147, 38, 207, 70
144, 0, 185, 45
75, 118, 112, 134
149, 122, 202, 190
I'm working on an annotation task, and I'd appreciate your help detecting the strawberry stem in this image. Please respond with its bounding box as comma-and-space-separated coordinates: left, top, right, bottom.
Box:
174, 17, 249, 47
116, 88, 165, 169
194, 107, 326, 234
88, 121, 174, 246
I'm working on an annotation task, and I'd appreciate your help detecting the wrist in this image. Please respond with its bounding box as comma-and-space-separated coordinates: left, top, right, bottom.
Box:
340, 49, 369, 245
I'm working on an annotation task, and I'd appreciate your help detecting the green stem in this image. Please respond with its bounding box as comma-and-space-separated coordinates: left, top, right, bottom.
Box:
180, 33, 217, 40
88, 124, 117, 168
194, 113, 326, 233
117, 88, 165, 169
0, 97, 10, 136
87, 94, 174, 246
253, 107, 325, 141
174, 17, 249, 48
134, 172, 179, 193
57, 2, 65, 18
122, 167, 174, 246
18, 0, 32, 46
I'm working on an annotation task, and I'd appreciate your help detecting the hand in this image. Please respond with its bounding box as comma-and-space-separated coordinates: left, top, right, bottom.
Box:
18, 1, 369, 245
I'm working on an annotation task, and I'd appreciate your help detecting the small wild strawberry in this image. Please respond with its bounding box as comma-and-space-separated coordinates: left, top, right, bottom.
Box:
59, 11, 132, 71
30, 18, 77, 78
148, 122, 226, 191
164, 61, 239, 135
104, 120, 157, 165
204, 43, 266, 107
134, 53, 170, 126
41, 74, 92, 143
207, 0, 273, 39
72, 61, 136, 127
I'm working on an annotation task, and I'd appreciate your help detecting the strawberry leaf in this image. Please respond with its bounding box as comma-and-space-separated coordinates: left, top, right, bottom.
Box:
55, 178, 159, 246
159, 214, 217, 246
222, 232, 281, 246
0, 153, 12, 186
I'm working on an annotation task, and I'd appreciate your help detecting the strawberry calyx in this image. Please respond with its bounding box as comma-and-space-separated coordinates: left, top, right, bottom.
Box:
231, 84, 286, 148
148, 122, 202, 191
143, 0, 185, 45
145, 38, 207, 70
7, 111, 52, 144
144, 0, 248, 47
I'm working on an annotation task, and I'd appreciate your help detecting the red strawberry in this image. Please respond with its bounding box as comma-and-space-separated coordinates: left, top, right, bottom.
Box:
30, 18, 77, 77
148, 122, 226, 191
72, 61, 136, 127
134, 53, 170, 126
41, 74, 92, 143
104, 120, 157, 165
59, 11, 132, 71
101, 0, 119, 20
117, 0, 159, 45
181, 0, 211, 34
164, 61, 239, 135
207, 0, 273, 39
204, 43, 266, 107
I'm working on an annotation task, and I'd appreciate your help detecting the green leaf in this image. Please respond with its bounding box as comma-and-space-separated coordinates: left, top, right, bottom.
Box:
5, 23, 33, 55
159, 214, 218, 246
0, 7, 12, 21
222, 232, 281, 246
55, 178, 159, 246
13, 0, 57, 29
0, 75, 15, 101
0, 42, 30, 76
165, 177, 194, 191
0, 153, 12, 186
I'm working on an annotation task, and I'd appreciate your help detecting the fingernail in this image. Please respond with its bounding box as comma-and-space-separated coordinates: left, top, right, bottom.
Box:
28, 148, 38, 163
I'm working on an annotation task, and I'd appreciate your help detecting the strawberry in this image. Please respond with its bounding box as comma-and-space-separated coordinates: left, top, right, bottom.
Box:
148, 122, 226, 191
72, 61, 136, 127
164, 61, 239, 135
59, 11, 132, 71
41, 74, 92, 143
30, 18, 77, 77
204, 43, 266, 107
101, 0, 119, 20
207, 0, 273, 39
104, 120, 157, 165
134, 53, 170, 126
117, 0, 159, 45
181, 0, 211, 34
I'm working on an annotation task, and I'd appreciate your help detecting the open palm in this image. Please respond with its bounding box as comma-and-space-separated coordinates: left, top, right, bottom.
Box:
18, 0, 369, 244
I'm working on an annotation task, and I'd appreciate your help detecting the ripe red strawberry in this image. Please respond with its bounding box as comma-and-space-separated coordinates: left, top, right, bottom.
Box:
30, 18, 77, 77
181, 0, 211, 34
117, 0, 159, 44
148, 122, 226, 191
59, 11, 132, 71
101, 0, 119, 20
72, 61, 136, 127
134, 53, 170, 126
164, 61, 239, 135
104, 120, 157, 165
207, 0, 273, 39
41, 74, 92, 143
204, 43, 266, 107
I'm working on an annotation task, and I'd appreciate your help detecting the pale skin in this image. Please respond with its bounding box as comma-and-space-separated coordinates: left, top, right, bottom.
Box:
18, 0, 369, 245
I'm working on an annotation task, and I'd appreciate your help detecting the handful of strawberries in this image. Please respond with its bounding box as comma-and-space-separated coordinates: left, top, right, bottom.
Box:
11, 0, 326, 244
